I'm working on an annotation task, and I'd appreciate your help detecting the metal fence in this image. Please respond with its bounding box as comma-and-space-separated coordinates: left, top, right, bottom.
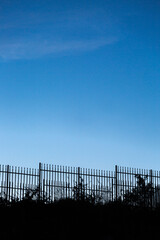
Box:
115, 166, 160, 207
0, 164, 39, 202
39, 163, 114, 203
1, 163, 160, 207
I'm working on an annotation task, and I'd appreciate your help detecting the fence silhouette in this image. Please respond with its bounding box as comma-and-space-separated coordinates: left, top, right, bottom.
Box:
1, 163, 160, 207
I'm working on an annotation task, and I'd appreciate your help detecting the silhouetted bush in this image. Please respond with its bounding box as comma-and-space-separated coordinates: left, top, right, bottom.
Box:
73, 176, 103, 204
1, 182, 160, 240
0, 197, 160, 240
123, 174, 155, 207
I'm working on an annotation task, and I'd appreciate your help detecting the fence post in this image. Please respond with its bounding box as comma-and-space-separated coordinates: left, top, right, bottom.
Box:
6, 165, 10, 201
115, 165, 118, 201
149, 169, 153, 208
39, 162, 42, 201
78, 167, 81, 200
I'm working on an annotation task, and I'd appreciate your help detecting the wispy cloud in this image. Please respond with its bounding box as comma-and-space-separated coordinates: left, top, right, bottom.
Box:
0, 37, 117, 60
0, 1, 119, 60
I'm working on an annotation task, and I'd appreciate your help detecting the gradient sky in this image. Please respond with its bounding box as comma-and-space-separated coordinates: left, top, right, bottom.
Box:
0, 0, 160, 171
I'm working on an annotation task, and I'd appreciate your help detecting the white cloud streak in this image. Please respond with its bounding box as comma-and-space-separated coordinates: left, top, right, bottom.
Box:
0, 37, 117, 60
0, 2, 119, 60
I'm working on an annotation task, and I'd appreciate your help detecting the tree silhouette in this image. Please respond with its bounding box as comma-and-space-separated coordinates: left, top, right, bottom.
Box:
73, 176, 102, 203
73, 177, 87, 201
123, 174, 154, 207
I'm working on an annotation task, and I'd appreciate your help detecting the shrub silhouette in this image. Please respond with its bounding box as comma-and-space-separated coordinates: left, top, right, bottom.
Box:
21, 186, 50, 204
0, 191, 9, 206
0, 192, 160, 240
123, 174, 155, 207
1, 175, 160, 240
73, 176, 102, 203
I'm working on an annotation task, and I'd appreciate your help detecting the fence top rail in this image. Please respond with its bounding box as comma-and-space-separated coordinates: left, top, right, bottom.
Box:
116, 166, 160, 176
40, 169, 114, 178
1, 163, 160, 178
0, 165, 37, 171
40, 164, 113, 173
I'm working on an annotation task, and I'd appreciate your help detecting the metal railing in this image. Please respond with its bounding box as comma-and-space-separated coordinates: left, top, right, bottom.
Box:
0, 164, 39, 201
39, 163, 114, 202
0, 163, 160, 207
115, 166, 160, 207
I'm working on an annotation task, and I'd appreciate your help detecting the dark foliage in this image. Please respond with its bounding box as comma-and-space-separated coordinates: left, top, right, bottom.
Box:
123, 174, 155, 207
1, 177, 160, 240
0, 196, 160, 240
73, 176, 102, 203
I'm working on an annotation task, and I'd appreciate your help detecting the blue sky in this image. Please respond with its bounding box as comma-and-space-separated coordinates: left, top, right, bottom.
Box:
0, 0, 160, 171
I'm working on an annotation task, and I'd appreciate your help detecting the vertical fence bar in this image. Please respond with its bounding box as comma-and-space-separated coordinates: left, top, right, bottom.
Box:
115, 165, 118, 201
78, 167, 80, 200
150, 169, 152, 209
51, 165, 53, 202
6, 165, 9, 201
39, 162, 42, 201
71, 167, 72, 200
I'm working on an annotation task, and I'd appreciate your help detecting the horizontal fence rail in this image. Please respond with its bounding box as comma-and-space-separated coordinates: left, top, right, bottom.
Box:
0, 163, 160, 207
